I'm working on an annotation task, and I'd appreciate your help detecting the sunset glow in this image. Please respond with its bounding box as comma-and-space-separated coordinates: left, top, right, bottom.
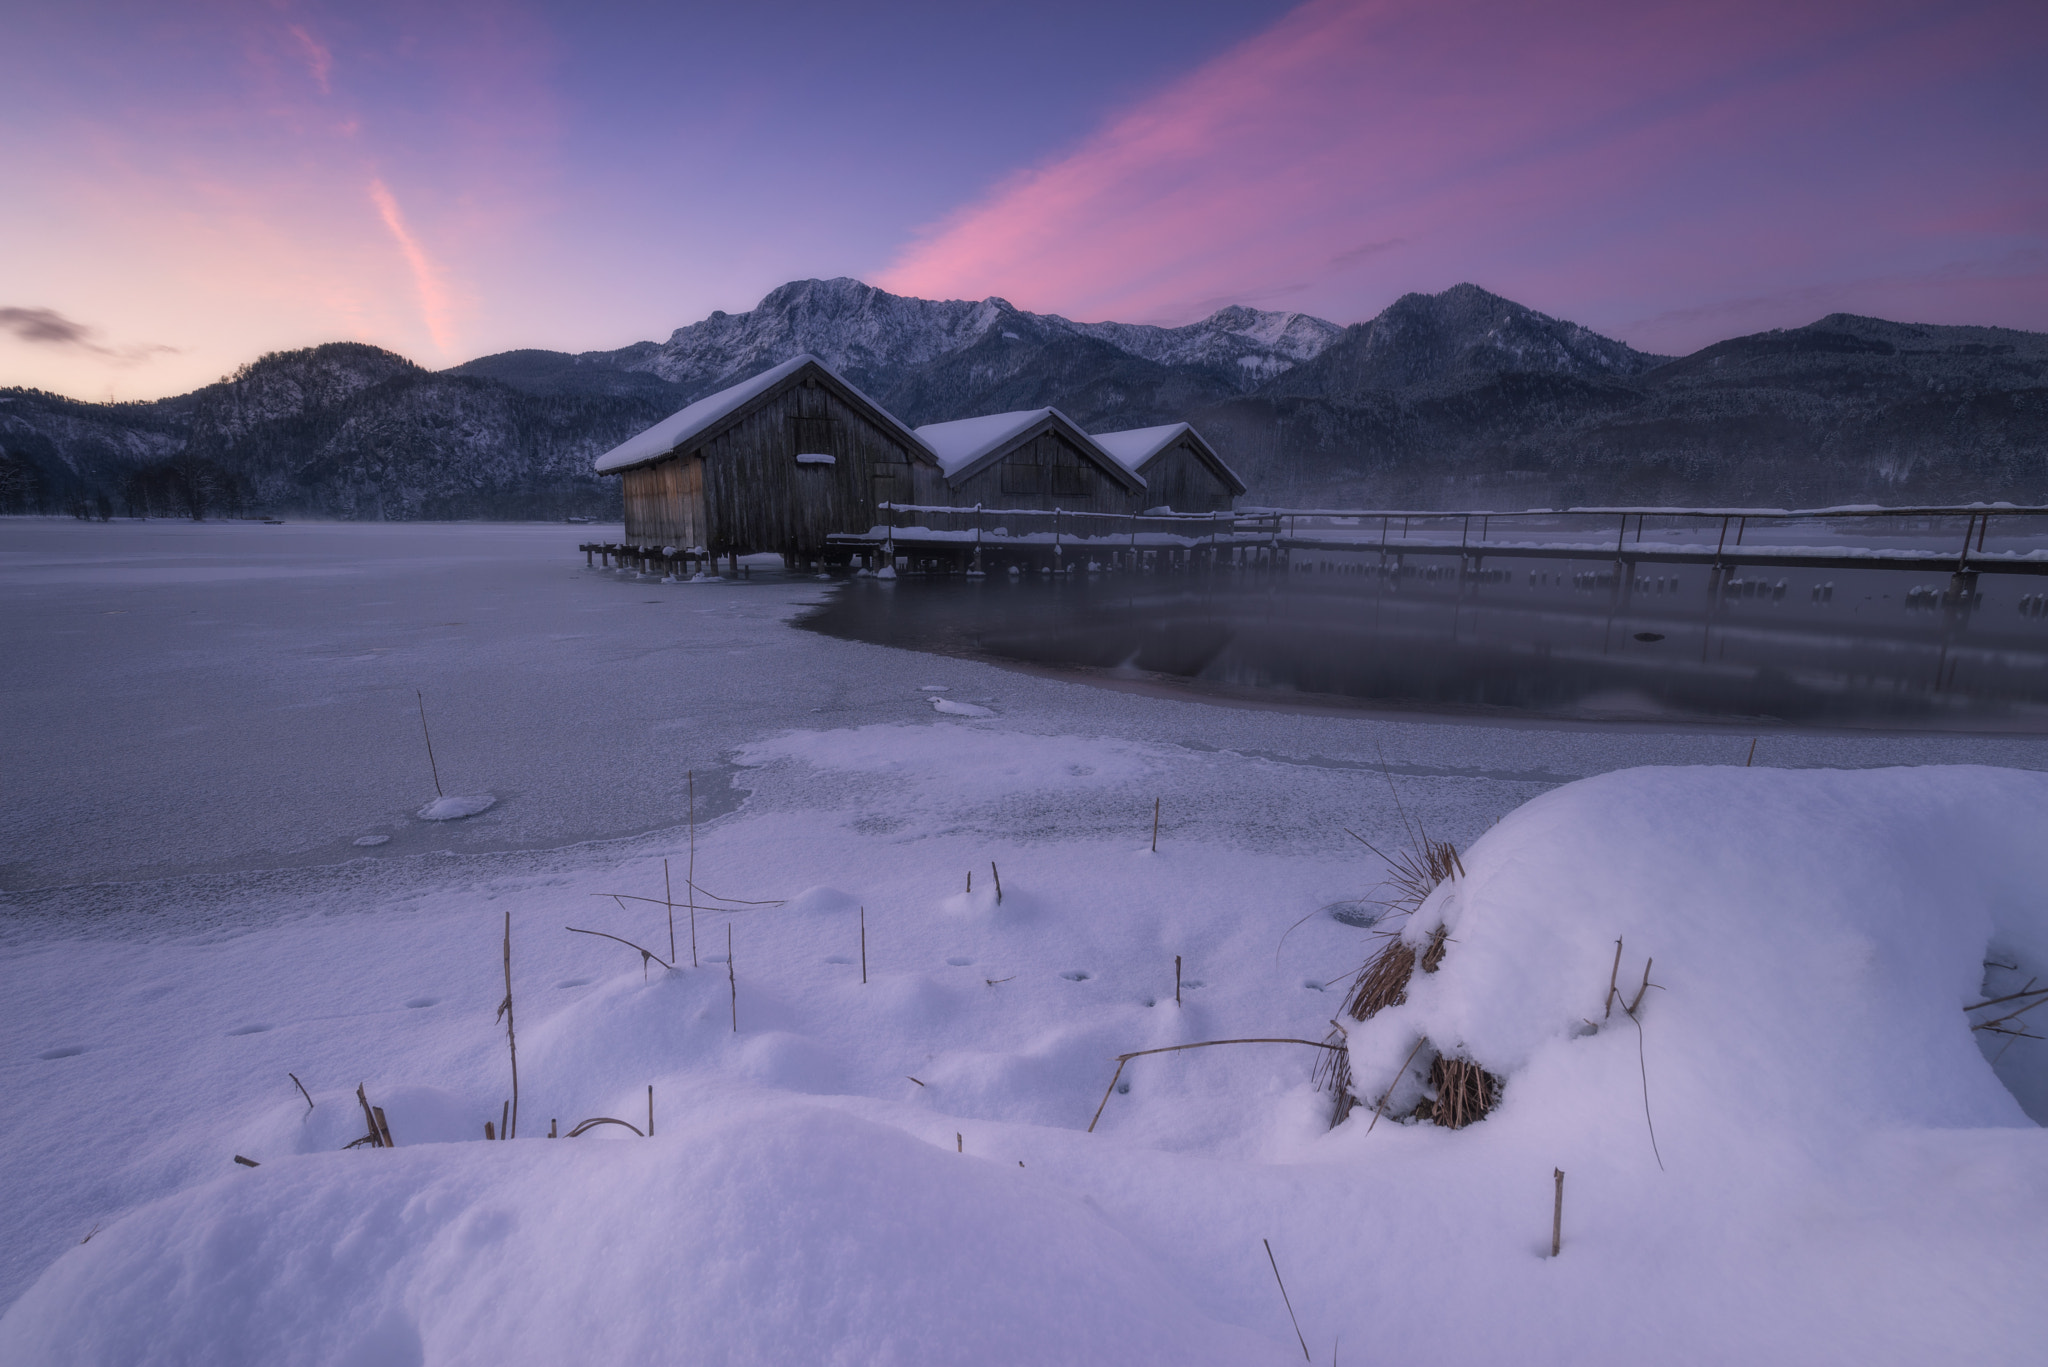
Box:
2, 0, 2042, 399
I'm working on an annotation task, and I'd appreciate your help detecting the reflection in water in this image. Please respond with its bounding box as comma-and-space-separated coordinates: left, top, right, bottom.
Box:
799, 560, 2048, 730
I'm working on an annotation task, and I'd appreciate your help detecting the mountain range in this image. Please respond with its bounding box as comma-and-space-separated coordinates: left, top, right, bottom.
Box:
6, 277, 2046, 519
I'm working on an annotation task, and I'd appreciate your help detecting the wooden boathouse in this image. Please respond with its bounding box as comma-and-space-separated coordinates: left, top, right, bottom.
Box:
911, 408, 1146, 513
591, 355, 1244, 573
1093, 423, 1246, 513
592, 354, 943, 566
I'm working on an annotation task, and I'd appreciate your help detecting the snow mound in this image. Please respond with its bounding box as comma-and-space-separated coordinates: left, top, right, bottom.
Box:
415, 795, 495, 821
931, 697, 995, 718
0, 1102, 1283, 1367
1337, 764, 2048, 1139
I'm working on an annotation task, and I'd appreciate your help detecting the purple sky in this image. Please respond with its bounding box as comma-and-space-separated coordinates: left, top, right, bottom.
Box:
3, 0, 2043, 400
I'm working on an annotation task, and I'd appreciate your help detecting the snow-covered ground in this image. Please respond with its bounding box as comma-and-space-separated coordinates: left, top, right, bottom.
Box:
3, 519, 2046, 1364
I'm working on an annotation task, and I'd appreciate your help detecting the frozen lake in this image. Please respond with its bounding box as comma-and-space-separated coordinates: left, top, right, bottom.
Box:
5, 517, 2046, 894
5, 518, 2048, 1360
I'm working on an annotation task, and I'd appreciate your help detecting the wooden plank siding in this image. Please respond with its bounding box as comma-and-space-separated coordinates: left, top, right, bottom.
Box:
946, 430, 1140, 515
622, 456, 705, 548
691, 378, 924, 557
1135, 438, 1237, 513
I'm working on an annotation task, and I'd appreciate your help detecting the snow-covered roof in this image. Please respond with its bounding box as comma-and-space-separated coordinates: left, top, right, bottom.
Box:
1091, 423, 1190, 474
593, 354, 931, 474
1091, 422, 1247, 495
912, 409, 1061, 479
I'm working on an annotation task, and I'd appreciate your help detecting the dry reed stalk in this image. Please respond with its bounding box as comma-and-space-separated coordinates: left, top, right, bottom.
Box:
727, 924, 736, 1032
664, 858, 676, 965
1087, 1038, 1342, 1132
1341, 939, 1416, 1022
1152, 798, 1160, 853
374, 1107, 395, 1147
647, 1085, 654, 1138
956, 1133, 962, 1153
564, 925, 675, 973
1627, 957, 1654, 1017
991, 861, 1003, 904
1363, 1035, 1429, 1134
1552, 1168, 1564, 1256
549, 1119, 558, 1138
416, 691, 443, 798
497, 912, 518, 1140
687, 771, 699, 967
1424, 1056, 1499, 1129
1604, 937, 1624, 1019
484, 1121, 495, 1140
566, 1116, 644, 1137
1418, 924, 1449, 974
234, 1155, 259, 1168
860, 906, 867, 984
289, 1072, 314, 1111
355, 1084, 383, 1148
499, 1100, 508, 1142
1263, 1239, 1312, 1362
1175, 954, 1182, 1007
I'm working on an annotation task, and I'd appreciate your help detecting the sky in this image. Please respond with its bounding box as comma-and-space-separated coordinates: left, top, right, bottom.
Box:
1, 0, 2043, 402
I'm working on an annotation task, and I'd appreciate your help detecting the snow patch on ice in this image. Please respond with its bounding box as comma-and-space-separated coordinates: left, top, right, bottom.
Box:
931, 697, 995, 718
415, 795, 495, 821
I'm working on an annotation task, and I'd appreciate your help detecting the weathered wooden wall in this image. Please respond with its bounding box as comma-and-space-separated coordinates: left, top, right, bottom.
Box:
622, 456, 706, 546
694, 377, 924, 556
1138, 439, 1237, 513
946, 430, 1137, 514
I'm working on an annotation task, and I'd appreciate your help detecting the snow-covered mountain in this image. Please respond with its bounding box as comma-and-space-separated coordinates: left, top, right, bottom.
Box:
6, 278, 2046, 517
605, 278, 1343, 400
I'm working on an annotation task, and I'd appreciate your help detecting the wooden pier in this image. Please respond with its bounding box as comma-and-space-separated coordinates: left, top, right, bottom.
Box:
588, 502, 2048, 584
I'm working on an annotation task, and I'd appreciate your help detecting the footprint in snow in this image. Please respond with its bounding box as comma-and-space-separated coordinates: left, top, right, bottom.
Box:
931, 698, 995, 718
405, 998, 438, 1009
38, 1046, 86, 1060
227, 1023, 272, 1036
1061, 970, 1092, 982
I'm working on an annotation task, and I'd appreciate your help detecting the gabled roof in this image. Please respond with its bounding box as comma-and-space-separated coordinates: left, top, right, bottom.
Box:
912, 408, 1146, 491
1091, 421, 1247, 495
593, 354, 935, 474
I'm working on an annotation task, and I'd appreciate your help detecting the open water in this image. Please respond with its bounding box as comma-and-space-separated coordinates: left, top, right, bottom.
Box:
801, 558, 2048, 731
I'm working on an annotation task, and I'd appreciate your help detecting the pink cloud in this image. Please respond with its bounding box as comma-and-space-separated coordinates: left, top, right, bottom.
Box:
287, 23, 333, 95
879, 0, 2048, 347
369, 179, 454, 354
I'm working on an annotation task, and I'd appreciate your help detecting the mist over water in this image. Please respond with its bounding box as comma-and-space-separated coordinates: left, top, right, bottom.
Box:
800, 562, 2048, 731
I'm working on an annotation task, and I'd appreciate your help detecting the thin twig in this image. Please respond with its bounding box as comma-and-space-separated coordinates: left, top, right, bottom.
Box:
565, 925, 675, 970
1622, 988, 1665, 1171
1088, 1038, 1339, 1133
728, 924, 737, 1032
860, 906, 868, 984
664, 859, 676, 965
289, 1072, 314, 1111
1604, 937, 1623, 1020
1366, 1036, 1430, 1134
1965, 980, 2045, 1012
498, 911, 518, 1140
566, 1116, 644, 1138
1264, 1238, 1312, 1362
688, 771, 698, 967
416, 690, 443, 798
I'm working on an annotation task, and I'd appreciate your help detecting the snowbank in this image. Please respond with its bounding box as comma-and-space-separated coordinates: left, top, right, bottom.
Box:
1340, 765, 2048, 1140
0, 1101, 1282, 1367
6, 763, 2047, 1364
